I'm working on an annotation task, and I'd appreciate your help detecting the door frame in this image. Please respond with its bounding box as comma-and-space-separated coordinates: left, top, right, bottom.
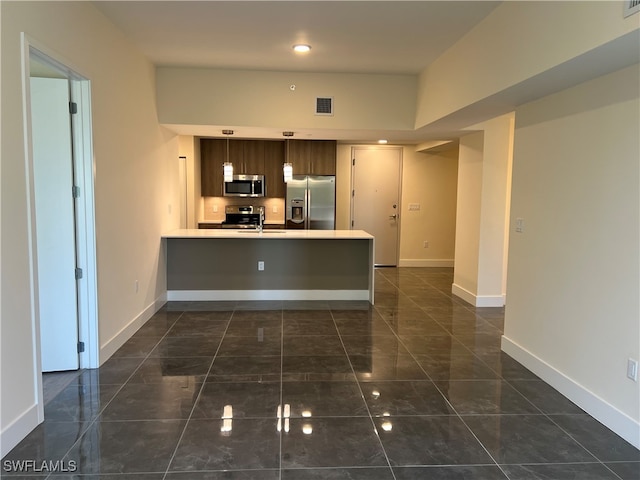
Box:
350, 145, 403, 267
21, 34, 99, 420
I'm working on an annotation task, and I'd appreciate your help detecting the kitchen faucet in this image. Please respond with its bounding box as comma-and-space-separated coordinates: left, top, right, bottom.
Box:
258, 210, 264, 232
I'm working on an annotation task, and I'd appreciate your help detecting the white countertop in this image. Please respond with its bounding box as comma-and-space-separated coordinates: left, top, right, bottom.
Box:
162, 229, 374, 240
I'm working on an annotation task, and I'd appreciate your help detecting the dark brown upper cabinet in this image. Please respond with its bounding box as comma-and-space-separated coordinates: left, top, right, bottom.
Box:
201, 138, 335, 197
310, 140, 337, 175
237, 140, 265, 174
264, 140, 286, 198
201, 138, 267, 196
287, 139, 336, 175
200, 138, 225, 197
286, 140, 310, 175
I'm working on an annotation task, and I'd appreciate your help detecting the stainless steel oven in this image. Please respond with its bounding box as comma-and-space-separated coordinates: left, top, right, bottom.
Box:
224, 175, 265, 197
221, 205, 264, 229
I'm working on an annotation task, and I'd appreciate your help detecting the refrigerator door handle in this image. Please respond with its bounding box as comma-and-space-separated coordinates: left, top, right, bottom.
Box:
305, 188, 310, 229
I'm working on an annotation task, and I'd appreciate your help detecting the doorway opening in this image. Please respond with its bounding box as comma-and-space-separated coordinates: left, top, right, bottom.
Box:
23, 36, 99, 419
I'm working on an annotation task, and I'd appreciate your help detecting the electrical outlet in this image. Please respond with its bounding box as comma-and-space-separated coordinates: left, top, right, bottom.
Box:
213, 205, 218, 213
272, 205, 278, 213
627, 358, 638, 381
258, 261, 265, 271
515, 218, 524, 233
423, 241, 429, 248
135, 280, 139, 293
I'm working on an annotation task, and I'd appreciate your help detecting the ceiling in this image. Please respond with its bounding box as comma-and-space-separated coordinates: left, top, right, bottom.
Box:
92, 1, 502, 143
93, 1, 500, 75
92, 1, 504, 144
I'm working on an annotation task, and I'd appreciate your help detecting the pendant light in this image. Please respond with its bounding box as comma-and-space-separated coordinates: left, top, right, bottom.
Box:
222, 129, 234, 182
283, 131, 294, 182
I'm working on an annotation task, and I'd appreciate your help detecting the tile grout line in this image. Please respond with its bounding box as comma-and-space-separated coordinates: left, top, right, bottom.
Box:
279, 307, 284, 480
31, 274, 631, 479
541, 415, 626, 480
330, 307, 399, 480
374, 270, 512, 479
414, 275, 626, 479
492, 371, 621, 477
52, 309, 185, 479
384, 270, 627, 479
160, 308, 233, 480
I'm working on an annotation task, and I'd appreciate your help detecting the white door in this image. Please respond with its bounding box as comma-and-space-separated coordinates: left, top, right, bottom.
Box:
351, 147, 402, 266
31, 77, 80, 372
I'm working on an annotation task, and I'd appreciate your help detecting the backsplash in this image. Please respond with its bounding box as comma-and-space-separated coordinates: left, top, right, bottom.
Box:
202, 197, 286, 223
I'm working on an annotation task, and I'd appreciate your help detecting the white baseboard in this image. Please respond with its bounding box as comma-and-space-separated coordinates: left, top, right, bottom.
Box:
398, 259, 455, 268
167, 290, 370, 302
0, 402, 39, 458
502, 336, 640, 450
99, 294, 166, 365
451, 283, 505, 307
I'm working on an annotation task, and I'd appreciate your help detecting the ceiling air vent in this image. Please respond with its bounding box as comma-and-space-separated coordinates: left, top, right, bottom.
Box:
624, 0, 640, 17
315, 97, 334, 116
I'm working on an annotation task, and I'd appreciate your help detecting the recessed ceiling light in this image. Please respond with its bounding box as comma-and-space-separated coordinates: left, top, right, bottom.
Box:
293, 44, 311, 53
378, 139, 388, 144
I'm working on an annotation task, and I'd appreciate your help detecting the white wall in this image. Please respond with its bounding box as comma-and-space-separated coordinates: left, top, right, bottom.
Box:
503, 64, 640, 447
1, 2, 179, 455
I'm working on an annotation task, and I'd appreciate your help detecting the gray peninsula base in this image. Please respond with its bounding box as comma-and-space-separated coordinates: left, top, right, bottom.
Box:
165, 236, 374, 303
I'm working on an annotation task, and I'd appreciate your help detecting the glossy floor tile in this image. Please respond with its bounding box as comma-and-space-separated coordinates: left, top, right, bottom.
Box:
3, 267, 638, 479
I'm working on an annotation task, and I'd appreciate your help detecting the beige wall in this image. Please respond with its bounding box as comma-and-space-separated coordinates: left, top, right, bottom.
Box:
336, 144, 353, 230
157, 67, 417, 132
453, 113, 514, 306
416, 1, 639, 130
177, 135, 201, 229
1, 1, 179, 454
453, 132, 484, 295
504, 64, 640, 446
399, 147, 458, 266
336, 144, 458, 265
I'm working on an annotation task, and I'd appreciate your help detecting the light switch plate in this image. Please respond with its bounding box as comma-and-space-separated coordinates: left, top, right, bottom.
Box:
628, 358, 638, 381
408, 203, 420, 211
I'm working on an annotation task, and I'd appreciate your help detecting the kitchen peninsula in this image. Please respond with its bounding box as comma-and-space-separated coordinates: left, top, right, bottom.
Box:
162, 229, 375, 303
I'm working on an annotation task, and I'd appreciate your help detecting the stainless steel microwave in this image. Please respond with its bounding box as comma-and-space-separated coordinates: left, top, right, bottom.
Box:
223, 175, 265, 197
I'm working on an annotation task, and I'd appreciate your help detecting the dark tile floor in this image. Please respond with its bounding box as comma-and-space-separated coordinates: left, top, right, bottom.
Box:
3, 268, 639, 479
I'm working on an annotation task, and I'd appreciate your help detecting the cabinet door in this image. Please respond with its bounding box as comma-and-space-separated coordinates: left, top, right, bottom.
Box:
241, 140, 265, 174
228, 139, 244, 173
264, 140, 285, 198
288, 139, 311, 175
200, 138, 225, 197
310, 140, 337, 175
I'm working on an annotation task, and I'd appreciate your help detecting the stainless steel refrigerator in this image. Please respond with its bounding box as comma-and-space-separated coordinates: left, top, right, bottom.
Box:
285, 175, 336, 229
